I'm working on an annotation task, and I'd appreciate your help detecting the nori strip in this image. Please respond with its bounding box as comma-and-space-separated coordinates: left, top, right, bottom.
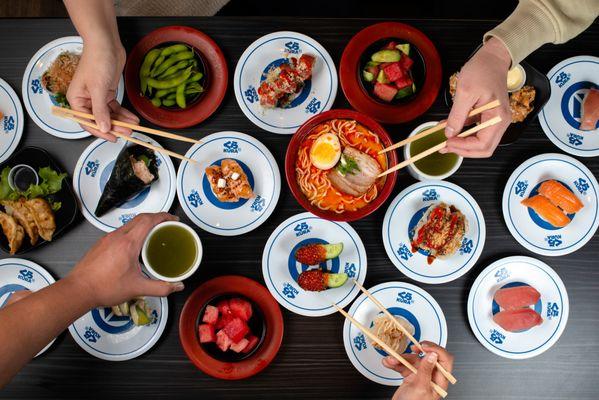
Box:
94, 144, 159, 217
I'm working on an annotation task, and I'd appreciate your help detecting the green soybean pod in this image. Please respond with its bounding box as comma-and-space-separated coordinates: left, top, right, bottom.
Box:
160, 44, 188, 57
165, 92, 177, 101
139, 48, 161, 94
149, 55, 166, 77
162, 98, 176, 107
156, 60, 189, 80
151, 97, 162, 107
153, 51, 194, 77
176, 83, 186, 108
185, 72, 204, 84
154, 87, 177, 98
147, 67, 192, 90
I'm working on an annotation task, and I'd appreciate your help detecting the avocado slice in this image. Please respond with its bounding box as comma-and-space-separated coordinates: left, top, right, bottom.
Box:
325, 272, 348, 288
365, 61, 380, 68
376, 70, 389, 84
323, 243, 344, 259
395, 85, 414, 99
131, 304, 151, 326
371, 49, 401, 63
395, 43, 410, 56
362, 70, 374, 82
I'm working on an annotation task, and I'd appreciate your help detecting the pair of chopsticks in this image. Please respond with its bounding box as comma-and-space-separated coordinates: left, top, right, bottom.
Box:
331, 280, 457, 398
377, 99, 502, 178
51, 106, 199, 164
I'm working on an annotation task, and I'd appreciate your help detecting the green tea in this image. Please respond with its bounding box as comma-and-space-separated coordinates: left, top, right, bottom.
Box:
410, 129, 459, 176
146, 225, 197, 278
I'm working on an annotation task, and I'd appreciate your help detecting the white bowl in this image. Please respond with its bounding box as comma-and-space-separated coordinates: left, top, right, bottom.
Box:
404, 121, 463, 181
141, 221, 202, 282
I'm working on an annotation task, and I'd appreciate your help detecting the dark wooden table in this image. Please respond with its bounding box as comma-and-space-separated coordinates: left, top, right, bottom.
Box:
1, 17, 598, 400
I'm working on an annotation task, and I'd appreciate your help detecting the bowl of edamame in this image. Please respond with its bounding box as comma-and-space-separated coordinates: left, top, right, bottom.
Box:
125, 26, 228, 129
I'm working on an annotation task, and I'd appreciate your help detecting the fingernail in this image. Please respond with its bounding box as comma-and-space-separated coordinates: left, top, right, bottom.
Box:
99, 121, 110, 133
426, 352, 438, 364
386, 356, 398, 365
438, 148, 448, 154
172, 282, 184, 292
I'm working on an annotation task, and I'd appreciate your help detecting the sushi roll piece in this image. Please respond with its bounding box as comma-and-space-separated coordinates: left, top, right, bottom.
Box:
538, 180, 584, 214
494, 285, 541, 310
493, 308, 543, 332
580, 88, 599, 131
205, 159, 253, 202
95, 144, 159, 217
521, 195, 571, 228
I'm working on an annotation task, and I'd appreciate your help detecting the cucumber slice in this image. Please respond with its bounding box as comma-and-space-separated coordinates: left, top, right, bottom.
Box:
325, 273, 348, 288
395, 85, 414, 99
396, 44, 410, 55
362, 70, 374, 82
323, 243, 344, 259
371, 49, 401, 63
376, 70, 389, 84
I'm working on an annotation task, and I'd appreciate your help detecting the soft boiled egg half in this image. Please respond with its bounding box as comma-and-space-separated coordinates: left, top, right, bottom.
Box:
309, 133, 341, 170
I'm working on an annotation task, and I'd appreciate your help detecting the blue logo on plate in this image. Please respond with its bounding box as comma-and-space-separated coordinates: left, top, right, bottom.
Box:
514, 180, 528, 197
573, 178, 589, 195
560, 81, 599, 130
282, 282, 299, 299
344, 262, 356, 278
396, 291, 414, 305
3, 115, 15, 132
284, 41, 300, 54
244, 85, 259, 103
119, 213, 136, 225
294, 222, 310, 237
187, 189, 203, 208
84, 326, 101, 343
489, 329, 505, 344
85, 160, 100, 177
546, 302, 560, 319
31, 78, 43, 94
567, 133, 584, 146
545, 234, 563, 247
396, 243, 413, 261
422, 189, 439, 202
555, 71, 571, 88
223, 141, 240, 153
17, 269, 34, 283
459, 237, 474, 255
250, 195, 265, 213
494, 267, 510, 283
353, 333, 367, 351
305, 97, 321, 114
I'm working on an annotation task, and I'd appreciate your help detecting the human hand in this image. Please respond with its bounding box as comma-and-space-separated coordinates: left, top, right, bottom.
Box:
66, 213, 184, 308
383, 342, 454, 400
442, 37, 512, 158
66, 40, 139, 142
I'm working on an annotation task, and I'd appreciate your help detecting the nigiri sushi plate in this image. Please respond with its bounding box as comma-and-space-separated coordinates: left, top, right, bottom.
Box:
343, 282, 447, 385
177, 131, 280, 236
262, 212, 366, 317
233, 31, 337, 134
382, 180, 486, 284
539, 55, 599, 157
503, 153, 598, 256
0, 258, 56, 357
0, 77, 24, 163
73, 133, 176, 232
468, 256, 569, 360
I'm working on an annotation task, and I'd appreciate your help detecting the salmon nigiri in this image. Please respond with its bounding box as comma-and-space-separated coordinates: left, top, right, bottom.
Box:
493, 309, 543, 332
521, 195, 571, 228
538, 180, 584, 214
494, 286, 541, 310
580, 88, 599, 131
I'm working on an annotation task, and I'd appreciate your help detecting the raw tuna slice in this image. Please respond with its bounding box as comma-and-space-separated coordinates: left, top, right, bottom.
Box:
230, 338, 250, 353
223, 317, 250, 343
494, 286, 541, 310
216, 329, 232, 351
229, 298, 253, 321
198, 324, 216, 343
493, 308, 543, 332
580, 88, 599, 131
202, 305, 219, 324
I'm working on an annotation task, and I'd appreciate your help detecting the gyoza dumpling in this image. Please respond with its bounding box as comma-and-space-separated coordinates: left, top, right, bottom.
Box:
1, 199, 39, 245
0, 211, 25, 254
24, 198, 55, 242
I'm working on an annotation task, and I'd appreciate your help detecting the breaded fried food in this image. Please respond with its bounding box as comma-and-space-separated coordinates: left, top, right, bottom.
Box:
24, 198, 56, 242
0, 211, 25, 254
1, 199, 39, 245
510, 85, 536, 123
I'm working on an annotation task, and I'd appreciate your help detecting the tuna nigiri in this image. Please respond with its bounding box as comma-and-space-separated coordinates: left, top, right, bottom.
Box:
493, 308, 543, 332
494, 286, 541, 310
521, 195, 571, 228
580, 88, 599, 131
538, 180, 584, 214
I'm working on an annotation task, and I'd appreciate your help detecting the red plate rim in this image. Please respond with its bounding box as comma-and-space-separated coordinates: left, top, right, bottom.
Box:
179, 275, 284, 380
285, 109, 398, 222
124, 25, 228, 129
339, 22, 442, 124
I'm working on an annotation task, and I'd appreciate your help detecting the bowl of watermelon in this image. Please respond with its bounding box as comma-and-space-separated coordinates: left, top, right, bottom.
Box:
340, 22, 442, 124
179, 275, 284, 380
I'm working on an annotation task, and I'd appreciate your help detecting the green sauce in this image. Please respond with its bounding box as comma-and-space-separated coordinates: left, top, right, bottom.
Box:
409, 128, 459, 176
146, 225, 198, 278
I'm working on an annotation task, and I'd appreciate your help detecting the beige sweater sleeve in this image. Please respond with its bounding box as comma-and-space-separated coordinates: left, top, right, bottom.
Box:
485, 0, 599, 66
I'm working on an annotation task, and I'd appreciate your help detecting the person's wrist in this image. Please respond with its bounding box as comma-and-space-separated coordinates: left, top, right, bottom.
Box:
481, 37, 512, 70
82, 36, 126, 65
60, 273, 100, 311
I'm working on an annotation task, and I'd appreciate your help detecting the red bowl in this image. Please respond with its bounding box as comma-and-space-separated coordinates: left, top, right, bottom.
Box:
124, 26, 228, 129
179, 275, 284, 380
285, 109, 398, 222
339, 22, 442, 124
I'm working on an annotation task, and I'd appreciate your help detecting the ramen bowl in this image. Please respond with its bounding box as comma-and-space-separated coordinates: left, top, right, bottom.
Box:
285, 109, 398, 222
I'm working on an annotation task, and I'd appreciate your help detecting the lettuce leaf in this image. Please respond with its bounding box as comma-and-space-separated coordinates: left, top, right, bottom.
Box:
0, 166, 67, 209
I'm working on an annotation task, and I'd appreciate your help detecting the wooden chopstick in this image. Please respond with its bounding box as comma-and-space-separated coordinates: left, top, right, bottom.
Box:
378, 115, 502, 178
53, 111, 199, 164
52, 106, 201, 144
378, 99, 501, 155
332, 303, 448, 398
352, 279, 457, 385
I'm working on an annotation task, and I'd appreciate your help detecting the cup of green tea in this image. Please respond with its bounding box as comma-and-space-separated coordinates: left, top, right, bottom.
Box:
142, 221, 202, 282
404, 121, 463, 181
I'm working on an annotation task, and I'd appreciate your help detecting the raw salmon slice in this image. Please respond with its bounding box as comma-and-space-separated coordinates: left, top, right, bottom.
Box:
494, 286, 541, 310
580, 88, 599, 131
538, 180, 584, 213
493, 308, 543, 332
521, 195, 571, 228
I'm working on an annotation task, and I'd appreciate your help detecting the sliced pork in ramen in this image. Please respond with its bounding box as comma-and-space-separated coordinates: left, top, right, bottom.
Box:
328, 147, 382, 197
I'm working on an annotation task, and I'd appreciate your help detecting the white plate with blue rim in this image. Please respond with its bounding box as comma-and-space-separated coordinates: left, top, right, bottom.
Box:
0, 78, 24, 162
262, 212, 366, 317
382, 181, 486, 284
73, 133, 176, 232
233, 31, 338, 134
68, 281, 168, 361
0, 258, 56, 356
177, 131, 280, 236
22, 36, 124, 139
539, 55, 599, 157
343, 281, 447, 386
467, 256, 569, 360
502, 153, 598, 257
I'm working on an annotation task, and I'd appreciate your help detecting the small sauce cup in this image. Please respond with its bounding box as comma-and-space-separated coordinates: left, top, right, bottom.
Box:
8, 164, 39, 191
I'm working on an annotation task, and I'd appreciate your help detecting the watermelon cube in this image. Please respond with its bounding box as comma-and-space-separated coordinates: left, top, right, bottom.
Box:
198, 324, 216, 343
216, 329, 232, 352
373, 82, 398, 102
383, 41, 398, 50
215, 313, 234, 330
223, 317, 250, 343
202, 305, 219, 325
395, 75, 414, 90
365, 64, 379, 79
216, 299, 232, 316
242, 335, 260, 354
229, 298, 253, 322
399, 54, 414, 71
382, 62, 405, 82
230, 338, 250, 353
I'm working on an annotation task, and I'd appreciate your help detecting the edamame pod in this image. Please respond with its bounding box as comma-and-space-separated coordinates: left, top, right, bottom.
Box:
176, 83, 186, 108
156, 60, 190, 80
139, 48, 161, 94
151, 97, 162, 107
153, 51, 194, 77
186, 71, 203, 83
154, 87, 177, 98
160, 44, 188, 57
150, 55, 166, 76
165, 92, 177, 101
147, 67, 192, 90
162, 98, 176, 107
